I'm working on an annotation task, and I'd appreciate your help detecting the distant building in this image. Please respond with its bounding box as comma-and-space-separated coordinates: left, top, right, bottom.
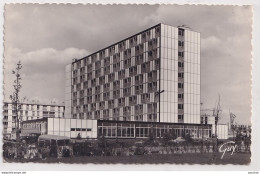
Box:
200, 111, 228, 139
229, 124, 251, 138
3, 102, 65, 138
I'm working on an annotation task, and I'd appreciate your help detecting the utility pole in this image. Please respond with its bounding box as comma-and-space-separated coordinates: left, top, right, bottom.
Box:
212, 95, 221, 154
9, 61, 22, 157
213, 95, 221, 138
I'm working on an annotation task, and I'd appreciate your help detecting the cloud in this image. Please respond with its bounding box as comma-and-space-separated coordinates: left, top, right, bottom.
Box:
4, 47, 89, 105
202, 36, 221, 51
3, 4, 252, 125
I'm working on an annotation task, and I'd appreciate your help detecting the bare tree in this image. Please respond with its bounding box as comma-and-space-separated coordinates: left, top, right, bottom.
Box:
9, 61, 23, 147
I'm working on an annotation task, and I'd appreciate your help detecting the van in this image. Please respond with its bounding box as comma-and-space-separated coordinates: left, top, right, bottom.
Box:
38, 135, 73, 158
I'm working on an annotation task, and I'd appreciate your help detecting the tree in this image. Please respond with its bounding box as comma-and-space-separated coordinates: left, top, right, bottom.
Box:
76, 133, 82, 140
163, 132, 177, 146
9, 61, 22, 158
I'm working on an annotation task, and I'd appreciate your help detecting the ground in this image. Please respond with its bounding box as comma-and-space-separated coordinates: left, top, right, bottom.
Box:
4, 152, 251, 165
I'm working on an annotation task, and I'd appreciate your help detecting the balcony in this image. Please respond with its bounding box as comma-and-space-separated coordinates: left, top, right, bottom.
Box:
113, 94, 120, 99
123, 111, 131, 116
141, 98, 150, 104
178, 46, 184, 52
113, 57, 120, 64
113, 112, 119, 118
129, 71, 137, 77
178, 67, 184, 72
108, 104, 114, 109
178, 98, 184, 103
130, 100, 137, 106
178, 57, 184, 62
135, 89, 143, 95
178, 88, 184, 93
148, 86, 157, 93
123, 82, 131, 88
118, 102, 125, 108
123, 92, 131, 97
178, 80, 184, 85
178, 119, 184, 123
178, 109, 184, 114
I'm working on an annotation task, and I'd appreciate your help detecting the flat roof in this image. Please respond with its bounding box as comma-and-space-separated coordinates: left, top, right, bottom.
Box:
98, 119, 211, 127
4, 101, 65, 107
22, 118, 211, 127
39, 134, 70, 140
71, 23, 162, 64
22, 118, 48, 123
71, 23, 200, 64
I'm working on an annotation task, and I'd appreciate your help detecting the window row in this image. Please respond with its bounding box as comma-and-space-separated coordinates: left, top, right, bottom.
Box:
73, 60, 160, 84
73, 28, 161, 70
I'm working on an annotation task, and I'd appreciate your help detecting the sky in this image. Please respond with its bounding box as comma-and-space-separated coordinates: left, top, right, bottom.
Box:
3, 4, 252, 125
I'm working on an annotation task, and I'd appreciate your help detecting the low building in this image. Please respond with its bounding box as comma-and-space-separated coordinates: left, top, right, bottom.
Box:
3, 102, 65, 138
200, 112, 228, 139
22, 118, 212, 139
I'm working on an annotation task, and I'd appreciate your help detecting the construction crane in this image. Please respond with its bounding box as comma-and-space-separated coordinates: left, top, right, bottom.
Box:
200, 95, 222, 138
213, 95, 222, 138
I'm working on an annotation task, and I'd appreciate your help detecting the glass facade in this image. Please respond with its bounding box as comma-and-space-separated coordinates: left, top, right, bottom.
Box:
98, 121, 211, 139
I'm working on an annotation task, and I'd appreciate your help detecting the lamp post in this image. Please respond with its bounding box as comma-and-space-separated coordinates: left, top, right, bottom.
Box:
154, 90, 165, 123
151, 90, 165, 139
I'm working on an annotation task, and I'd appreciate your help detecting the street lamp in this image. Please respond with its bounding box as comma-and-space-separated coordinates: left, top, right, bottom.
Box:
154, 90, 165, 123
150, 90, 165, 139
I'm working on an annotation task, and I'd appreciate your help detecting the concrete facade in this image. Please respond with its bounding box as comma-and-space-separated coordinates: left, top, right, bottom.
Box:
65, 23, 200, 125
3, 102, 65, 136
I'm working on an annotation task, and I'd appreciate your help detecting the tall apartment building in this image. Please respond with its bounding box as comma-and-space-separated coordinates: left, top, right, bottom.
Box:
65, 24, 200, 124
3, 102, 65, 137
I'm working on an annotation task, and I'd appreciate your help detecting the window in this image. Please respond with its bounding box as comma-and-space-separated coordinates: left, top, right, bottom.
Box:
91, 54, 97, 62
148, 51, 153, 57
156, 27, 160, 33
153, 38, 158, 45
178, 104, 184, 110
178, 29, 184, 36
178, 62, 184, 68
108, 100, 114, 108
178, 73, 184, 78
155, 59, 160, 68
129, 66, 137, 75
178, 41, 184, 47
118, 69, 125, 76
178, 115, 183, 120
178, 52, 184, 57
91, 79, 96, 86
178, 83, 184, 89
104, 57, 110, 65
129, 96, 137, 104
108, 73, 115, 81
178, 93, 184, 99
113, 108, 119, 114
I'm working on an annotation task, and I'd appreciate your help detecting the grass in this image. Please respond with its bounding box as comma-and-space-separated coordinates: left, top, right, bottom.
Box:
4, 152, 251, 165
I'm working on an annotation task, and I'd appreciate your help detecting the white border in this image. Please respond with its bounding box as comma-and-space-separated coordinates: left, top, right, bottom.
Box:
0, 0, 259, 171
